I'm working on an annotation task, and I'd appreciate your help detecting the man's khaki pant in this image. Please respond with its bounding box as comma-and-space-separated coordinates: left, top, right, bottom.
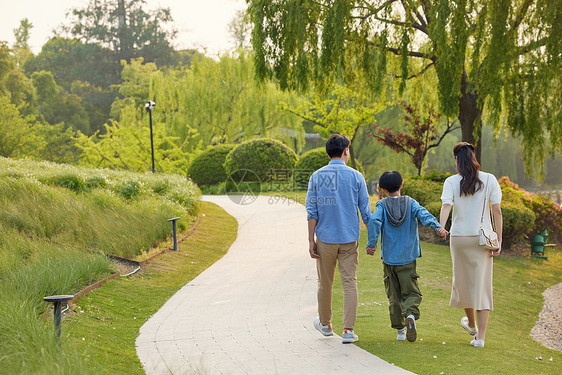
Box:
316, 239, 359, 330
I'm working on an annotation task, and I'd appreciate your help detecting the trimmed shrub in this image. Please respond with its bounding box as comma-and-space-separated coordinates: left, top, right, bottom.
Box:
402, 176, 537, 249
294, 147, 365, 189
499, 177, 561, 243
224, 139, 298, 182
401, 178, 443, 214
188, 144, 236, 186
500, 195, 535, 247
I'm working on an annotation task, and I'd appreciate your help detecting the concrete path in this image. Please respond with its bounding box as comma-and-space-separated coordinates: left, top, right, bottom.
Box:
136, 195, 415, 375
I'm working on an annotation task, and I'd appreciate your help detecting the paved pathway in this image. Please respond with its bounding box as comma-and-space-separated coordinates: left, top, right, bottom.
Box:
136, 195, 415, 375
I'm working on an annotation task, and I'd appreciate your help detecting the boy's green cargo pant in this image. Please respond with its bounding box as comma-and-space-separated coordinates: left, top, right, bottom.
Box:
383, 260, 422, 330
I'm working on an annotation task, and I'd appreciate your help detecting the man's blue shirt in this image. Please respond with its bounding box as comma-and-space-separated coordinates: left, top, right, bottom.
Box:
367, 197, 441, 265
306, 160, 371, 244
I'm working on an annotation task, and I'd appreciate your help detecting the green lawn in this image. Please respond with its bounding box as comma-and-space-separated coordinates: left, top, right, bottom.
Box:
332, 227, 561, 375
63, 201, 237, 374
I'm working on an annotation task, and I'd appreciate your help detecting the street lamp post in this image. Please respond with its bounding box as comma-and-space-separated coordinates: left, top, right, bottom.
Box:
145, 101, 156, 173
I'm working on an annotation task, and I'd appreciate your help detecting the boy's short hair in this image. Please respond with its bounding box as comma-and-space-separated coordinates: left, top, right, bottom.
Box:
325, 134, 351, 158
379, 171, 403, 193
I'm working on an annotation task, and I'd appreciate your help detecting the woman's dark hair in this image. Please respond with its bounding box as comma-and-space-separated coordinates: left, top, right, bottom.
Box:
453, 142, 482, 196
325, 134, 351, 158
379, 171, 402, 193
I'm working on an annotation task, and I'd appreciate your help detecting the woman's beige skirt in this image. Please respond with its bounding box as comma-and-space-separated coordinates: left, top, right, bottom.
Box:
450, 236, 493, 310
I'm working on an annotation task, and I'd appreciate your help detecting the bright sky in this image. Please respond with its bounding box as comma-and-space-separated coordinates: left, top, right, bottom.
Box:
0, 0, 247, 56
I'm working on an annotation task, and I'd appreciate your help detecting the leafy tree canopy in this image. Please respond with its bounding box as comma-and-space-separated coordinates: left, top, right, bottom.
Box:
248, 0, 561, 178
62, 0, 176, 66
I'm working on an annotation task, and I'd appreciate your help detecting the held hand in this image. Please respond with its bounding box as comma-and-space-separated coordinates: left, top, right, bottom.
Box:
436, 227, 449, 240
490, 243, 502, 257
309, 241, 320, 259
366, 245, 377, 256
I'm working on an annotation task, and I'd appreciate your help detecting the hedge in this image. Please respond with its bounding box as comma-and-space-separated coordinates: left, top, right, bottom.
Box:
401, 177, 537, 249
224, 138, 298, 182
294, 147, 365, 188
187, 144, 236, 186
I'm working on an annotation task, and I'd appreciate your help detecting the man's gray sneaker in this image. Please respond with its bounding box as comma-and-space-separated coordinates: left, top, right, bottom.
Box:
341, 329, 358, 344
397, 328, 406, 341
313, 317, 333, 336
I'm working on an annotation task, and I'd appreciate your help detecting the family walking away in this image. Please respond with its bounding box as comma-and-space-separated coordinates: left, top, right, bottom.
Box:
366, 171, 448, 342
305, 134, 371, 343
306, 135, 502, 350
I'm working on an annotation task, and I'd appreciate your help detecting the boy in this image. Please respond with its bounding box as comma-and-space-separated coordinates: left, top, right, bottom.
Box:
366, 171, 448, 342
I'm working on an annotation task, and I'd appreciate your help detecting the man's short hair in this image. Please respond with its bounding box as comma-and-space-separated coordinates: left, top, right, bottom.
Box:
325, 134, 351, 158
379, 171, 402, 193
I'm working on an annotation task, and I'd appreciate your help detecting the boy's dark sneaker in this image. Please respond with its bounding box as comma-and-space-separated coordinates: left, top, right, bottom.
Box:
405, 315, 417, 342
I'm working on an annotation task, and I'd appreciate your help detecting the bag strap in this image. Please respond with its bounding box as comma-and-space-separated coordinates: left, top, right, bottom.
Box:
480, 174, 490, 228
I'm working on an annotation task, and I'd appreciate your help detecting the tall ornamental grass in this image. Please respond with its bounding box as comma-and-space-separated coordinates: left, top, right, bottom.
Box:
0, 157, 200, 374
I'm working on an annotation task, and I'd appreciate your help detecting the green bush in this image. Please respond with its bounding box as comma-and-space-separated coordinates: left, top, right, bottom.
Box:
402, 176, 538, 249
500, 195, 536, 247
294, 148, 365, 190
401, 178, 443, 210
499, 177, 561, 243
224, 138, 297, 182
188, 144, 236, 186
295, 148, 331, 173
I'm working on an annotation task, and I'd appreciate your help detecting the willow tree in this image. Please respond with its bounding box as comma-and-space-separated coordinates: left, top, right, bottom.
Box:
248, 0, 561, 176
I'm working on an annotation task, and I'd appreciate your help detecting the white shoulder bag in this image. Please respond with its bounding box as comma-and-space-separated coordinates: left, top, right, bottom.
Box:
478, 175, 499, 250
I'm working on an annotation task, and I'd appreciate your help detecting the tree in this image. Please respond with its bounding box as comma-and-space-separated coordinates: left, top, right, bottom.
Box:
31, 71, 57, 116
282, 84, 385, 168
368, 103, 460, 175
12, 18, 33, 66
63, 0, 176, 66
0, 97, 35, 157
248, 0, 561, 177
74, 105, 190, 174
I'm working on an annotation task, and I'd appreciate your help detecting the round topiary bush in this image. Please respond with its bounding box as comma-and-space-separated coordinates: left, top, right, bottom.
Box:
295, 148, 331, 173
188, 144, 236, 186
224, 139, 298, 182
294, 147, 365, 188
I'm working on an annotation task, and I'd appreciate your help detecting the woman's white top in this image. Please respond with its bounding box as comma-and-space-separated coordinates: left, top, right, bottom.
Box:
441, 171, 502, 236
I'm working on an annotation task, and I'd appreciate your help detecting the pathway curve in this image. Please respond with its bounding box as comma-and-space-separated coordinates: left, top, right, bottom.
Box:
136, 195, 415, 375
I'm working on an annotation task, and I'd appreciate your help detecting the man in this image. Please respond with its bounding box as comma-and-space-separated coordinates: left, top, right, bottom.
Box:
306, 134, 371, 343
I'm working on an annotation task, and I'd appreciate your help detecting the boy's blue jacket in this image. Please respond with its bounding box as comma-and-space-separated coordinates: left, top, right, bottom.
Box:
367, 196, 442, 265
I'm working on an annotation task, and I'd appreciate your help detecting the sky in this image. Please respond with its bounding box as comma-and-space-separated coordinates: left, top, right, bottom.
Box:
0, 0, 247, 56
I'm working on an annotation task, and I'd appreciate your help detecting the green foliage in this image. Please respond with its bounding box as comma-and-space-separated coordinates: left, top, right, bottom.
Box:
148, 51, 305, 151
499, 177, 562, 242
188, 144, 236, 186
500, 194, 536, 247
62, 0, 176, 66
0, 97, 35, 157
224, 138, 298, 182
295, 148, 330, 174
248, 0, 562, 178
74, 108, 190, 174
0, 157, 200, 374
401, 179, 444, 215
402, 176, 537, 248
31, 70, 57, 113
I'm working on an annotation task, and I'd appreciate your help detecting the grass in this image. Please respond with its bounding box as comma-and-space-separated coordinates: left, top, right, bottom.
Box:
62, 201, 237, 374
0, 157, 201, 375
331, 227, 561, 375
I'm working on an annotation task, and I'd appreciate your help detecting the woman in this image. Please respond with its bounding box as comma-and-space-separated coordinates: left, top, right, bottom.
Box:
439, 142, 503, 348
